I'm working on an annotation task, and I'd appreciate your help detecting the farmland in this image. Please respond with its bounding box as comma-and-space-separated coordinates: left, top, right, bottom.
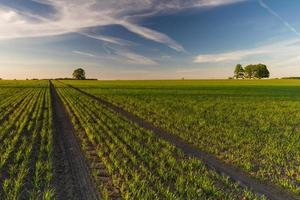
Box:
1, 79, 300, 199
53, 80, 263, 199
0, 81, 53, 199
61, 79, 300, 197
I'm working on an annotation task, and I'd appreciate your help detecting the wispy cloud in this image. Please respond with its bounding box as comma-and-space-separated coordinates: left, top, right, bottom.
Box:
72, 51, 95, 57
194, 49, 268, 63
72, 48, 157, 65
78, 32, 134, 46
119, 21, 186, 52
258, 0, 300, 37
194, 38, 300, 63
179, 38, 300, 78
0, 0, 245, 52
117, 52, 157, 65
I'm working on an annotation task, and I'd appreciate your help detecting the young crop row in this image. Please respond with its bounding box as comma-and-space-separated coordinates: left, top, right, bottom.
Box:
74, 82, 300, 195
54, 81, 264, 200
0, 83, 54, 199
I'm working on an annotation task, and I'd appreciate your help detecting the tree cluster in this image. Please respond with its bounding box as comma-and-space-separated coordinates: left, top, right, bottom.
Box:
234, 64, 270, 79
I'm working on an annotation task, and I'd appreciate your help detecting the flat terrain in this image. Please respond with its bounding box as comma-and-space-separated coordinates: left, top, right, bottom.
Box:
63, 79, 300, 197
1, 79, 300, 199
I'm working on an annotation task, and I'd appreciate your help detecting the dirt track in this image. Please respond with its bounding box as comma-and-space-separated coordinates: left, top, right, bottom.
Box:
50, 82, 101, 200
64, 82, 300, 200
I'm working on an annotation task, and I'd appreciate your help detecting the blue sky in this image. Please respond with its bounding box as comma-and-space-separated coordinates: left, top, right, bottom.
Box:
0, 0, 299, 79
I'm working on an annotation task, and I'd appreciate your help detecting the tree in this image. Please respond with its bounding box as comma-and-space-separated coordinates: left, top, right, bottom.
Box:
244, 65, 254, 79
253, 64, 269, 79
73, 68, 86, 80
234, 64, 244, 79
244, 64, 270, 79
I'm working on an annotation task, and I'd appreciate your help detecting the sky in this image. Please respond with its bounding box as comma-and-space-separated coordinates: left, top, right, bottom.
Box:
0, 0, 299, 79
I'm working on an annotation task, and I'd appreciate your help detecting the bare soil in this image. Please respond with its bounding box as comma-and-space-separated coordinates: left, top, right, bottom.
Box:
50, 82, 101, 200
65, 82, 300, 200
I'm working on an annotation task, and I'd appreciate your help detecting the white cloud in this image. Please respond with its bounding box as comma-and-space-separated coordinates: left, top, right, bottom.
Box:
0, 0, 245, 52
194, 49, 269, 63
194, 38, 300, 65
119, 21, 186, 52
192, 39, 300, 78
175, 39, 300, 79
72, 48, 157, 65
72, 51, 95, 57
117, 52, 157, 65
78, 32, 134, 46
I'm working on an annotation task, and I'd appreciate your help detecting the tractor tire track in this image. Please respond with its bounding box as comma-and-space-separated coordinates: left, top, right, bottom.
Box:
62, 81, 299, 200
50, 81, 101, 200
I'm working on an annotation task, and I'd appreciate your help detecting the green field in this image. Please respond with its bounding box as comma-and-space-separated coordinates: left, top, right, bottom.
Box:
54, 80, 263, 199
62, 79, 300, 195
2, 79, 300, 199
0, 80, 54, 199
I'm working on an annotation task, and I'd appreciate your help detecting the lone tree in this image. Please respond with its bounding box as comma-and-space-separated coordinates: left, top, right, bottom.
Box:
73, 68, 86, 80
234, 64, 244, 79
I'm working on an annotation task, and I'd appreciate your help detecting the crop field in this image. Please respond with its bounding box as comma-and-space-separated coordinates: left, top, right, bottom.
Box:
54, 81, 262, 199
0, 81, 53, 199
1, 79, 300, 199
60, 79, 300, 198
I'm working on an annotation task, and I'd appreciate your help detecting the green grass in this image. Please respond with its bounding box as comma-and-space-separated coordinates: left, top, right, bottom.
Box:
61, 79, 300, 87
54, 80, 264, 199
0, 80, 48, 87
63, 79, 300, 195
0, 80, 54, 199
1, 79, 299, 198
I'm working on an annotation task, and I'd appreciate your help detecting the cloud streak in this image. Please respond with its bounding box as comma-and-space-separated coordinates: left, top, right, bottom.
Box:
117, 52, 157, 65
119, 21, 186, 52
194, 38, 300, 63
72, 51, 95, 57
72, 48, 157, 65
78, 32, 134, 46
194, 49, 268, 63
0, 0, 245, 52
185, 38, 300, 79
258, 0, 300, 37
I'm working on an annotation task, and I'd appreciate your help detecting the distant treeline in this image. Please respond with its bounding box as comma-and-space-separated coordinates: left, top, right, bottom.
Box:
23, 78, 98, 80
281, 77, 300, 79
54, 78, 98, 80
